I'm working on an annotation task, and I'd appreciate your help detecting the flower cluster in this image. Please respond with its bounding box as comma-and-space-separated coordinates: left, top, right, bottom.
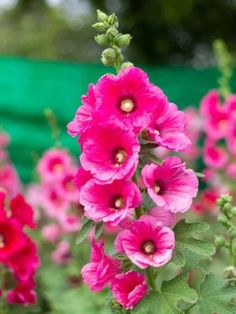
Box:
0, 190, 39, 305
26, 148, 80, 265
0, 131, 21, 197
201, 90, 236, 174
69, 65, 198, 309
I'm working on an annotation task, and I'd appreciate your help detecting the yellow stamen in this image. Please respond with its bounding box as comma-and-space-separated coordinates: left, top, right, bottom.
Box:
120, 99, 134, 113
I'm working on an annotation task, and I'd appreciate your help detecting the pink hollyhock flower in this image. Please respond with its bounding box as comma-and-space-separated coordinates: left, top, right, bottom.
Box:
95, 66, 167, 132
80, 179, 141, 226
58, 171, 78, 203
42, 224, 61, 243
200, 90, 229, 140
141, 157, 198, 213
67, 84, 96, 137
110, 271, 148, 310
203, 141, 228, 169
147, 102, 191, 151
81, 241, 121, 292
51, 241, 72, 265
0, 164, 21, 197
0, 132, 9, 147
7, 280, 36, 305
40, 183, 69, 219
10, 194, 36, 229
115, 215, 175, 269
80, 123, 140, 184
37, 148, 74, 182
149, 207, 176, 227
226, 94, 236, 119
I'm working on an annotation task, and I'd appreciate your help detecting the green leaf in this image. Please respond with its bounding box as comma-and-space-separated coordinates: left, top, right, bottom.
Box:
132, 274, 198, 314
197, 273, 236, 314
172, 220, 215, 272
95, 222, 104, 240
195, 172, 205, 178
76, 218, 95, 245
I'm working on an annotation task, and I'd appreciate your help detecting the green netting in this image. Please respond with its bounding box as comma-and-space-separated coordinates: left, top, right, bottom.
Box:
0, 56, 235, 183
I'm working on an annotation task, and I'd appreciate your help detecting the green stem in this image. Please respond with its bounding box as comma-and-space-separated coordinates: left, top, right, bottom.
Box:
146, 267, 157, 291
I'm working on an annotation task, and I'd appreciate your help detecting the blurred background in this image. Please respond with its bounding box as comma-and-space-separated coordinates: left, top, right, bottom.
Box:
0, 0, 236, 183
0, 0, 236, 65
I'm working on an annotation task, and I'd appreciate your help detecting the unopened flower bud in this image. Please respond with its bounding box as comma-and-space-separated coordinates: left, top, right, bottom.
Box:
222, 203, 232, 213
101, 48, 116, 66
97, 10, 108, 22
214, 235, 225, 247
117, 34, 132, 47
95, 34, 108, 46
92, 22, 107, 32
229, 227, 236, 238
108, 13, 118, 27
121, 62, 134, 70
217, 214, 231, 227
217, 195, 232, 207
231, 207, 236, 216
106, 27, 119, 41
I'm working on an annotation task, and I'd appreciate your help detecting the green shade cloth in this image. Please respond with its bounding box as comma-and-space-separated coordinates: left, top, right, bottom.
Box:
0, 56, 235, 182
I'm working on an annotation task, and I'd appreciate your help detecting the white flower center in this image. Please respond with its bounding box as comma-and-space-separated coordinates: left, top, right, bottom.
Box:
154, 183, 160, 194
115, 149, 127, 165
0, 235, 5, 248
113, 197, 125, 209
120, 99, 134, 113
142, 240, 156, 255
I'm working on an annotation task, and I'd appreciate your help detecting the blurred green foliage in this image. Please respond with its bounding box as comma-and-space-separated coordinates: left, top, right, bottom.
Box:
0, 0, 235, 65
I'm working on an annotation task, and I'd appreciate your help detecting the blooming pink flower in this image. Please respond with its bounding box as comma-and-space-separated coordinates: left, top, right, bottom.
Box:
59, 215, 81, 233
141, 157, 198, 213
81, 241, 121, 292
37, 148, 74, 182
200, 90, 229, 140
51, 241, 72, 265
203, 141, 228, 169
67, 84, 96, 137
147, 102, 191, 151
57, 171, 78, 203
74, 166, 93, 202
80, 179, 141, 226
95, 66, 167, 132
226, 121, 236, 156
80, 123, 140, 184
115, 215, 175, 269
110, 271, 148, 310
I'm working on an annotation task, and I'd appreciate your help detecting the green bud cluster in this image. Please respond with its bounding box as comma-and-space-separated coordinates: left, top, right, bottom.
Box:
216, 195, 236, 267
92, 10, 133, 72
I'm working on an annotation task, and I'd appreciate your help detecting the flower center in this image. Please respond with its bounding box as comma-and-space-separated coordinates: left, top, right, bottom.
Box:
218, 119, 227, 130
0, 235, 5, 248
120, 99, 135, 113
154, 129, 160, 135
154, 182, 160, 194
112, 196, 125, 209
115, 149, 127, 165
142, 240, 156, 255
52, 163, 63, 173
